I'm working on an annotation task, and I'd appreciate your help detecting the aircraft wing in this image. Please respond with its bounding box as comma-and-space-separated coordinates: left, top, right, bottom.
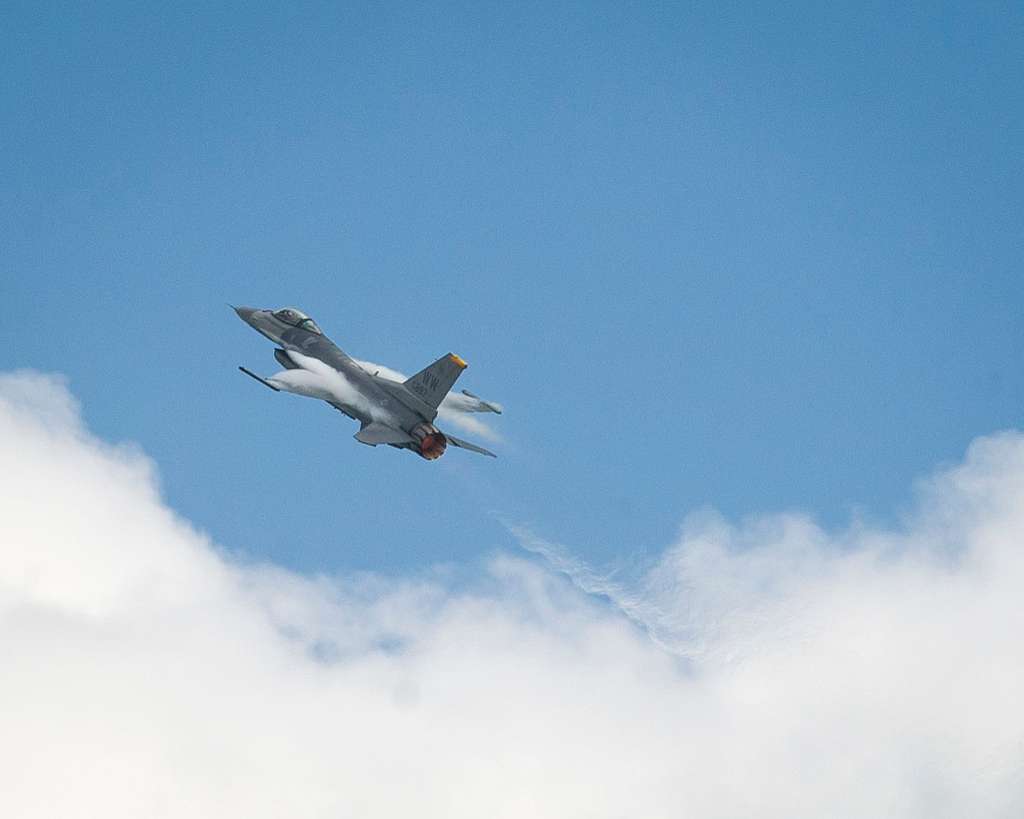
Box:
354, 422, 415, 447
445, 433, 497, 458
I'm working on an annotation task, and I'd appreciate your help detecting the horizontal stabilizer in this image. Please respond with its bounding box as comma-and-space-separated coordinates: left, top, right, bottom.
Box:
445, 433, 497, 458
354, 422, 415, 447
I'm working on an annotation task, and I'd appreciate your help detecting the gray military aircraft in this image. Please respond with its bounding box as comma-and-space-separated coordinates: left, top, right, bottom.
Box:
233, 305, 497, 459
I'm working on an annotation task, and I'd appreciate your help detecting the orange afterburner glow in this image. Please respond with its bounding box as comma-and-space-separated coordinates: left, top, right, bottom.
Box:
410, 423, 448, 460
418, 432, 447, 460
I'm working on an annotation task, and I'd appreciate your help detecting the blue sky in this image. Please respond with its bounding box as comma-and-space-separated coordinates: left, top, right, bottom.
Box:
3, 1, 1021, 575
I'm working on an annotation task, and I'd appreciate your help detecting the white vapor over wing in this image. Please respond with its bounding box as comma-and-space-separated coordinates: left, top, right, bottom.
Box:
2, 369, 1024, 818
353, 359, 502, 442
273, 350, 399, 426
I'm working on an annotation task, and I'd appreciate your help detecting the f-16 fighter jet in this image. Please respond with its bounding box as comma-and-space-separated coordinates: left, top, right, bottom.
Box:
233, 305, 497, 459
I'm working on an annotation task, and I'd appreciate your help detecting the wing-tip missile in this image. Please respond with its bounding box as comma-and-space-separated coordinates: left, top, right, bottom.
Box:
461, 389, 502, 414
239, 366, 280, 392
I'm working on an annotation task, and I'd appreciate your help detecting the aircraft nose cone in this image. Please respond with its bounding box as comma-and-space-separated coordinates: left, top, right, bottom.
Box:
233, 305, 258, 323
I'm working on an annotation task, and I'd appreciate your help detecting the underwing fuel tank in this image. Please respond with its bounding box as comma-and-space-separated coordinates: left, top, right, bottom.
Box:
274, 348, 299, 370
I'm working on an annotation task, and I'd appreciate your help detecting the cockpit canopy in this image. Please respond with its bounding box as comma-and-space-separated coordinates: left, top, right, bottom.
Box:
272, 307, 322, 335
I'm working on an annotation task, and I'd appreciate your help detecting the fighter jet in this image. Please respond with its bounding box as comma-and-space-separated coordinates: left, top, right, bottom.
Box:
233, 305, 497, 459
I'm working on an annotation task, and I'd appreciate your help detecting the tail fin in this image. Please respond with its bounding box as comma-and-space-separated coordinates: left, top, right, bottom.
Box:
403, 353, 467, 410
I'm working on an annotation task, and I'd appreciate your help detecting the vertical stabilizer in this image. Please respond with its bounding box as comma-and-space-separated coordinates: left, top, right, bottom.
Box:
403, 353, 467, 410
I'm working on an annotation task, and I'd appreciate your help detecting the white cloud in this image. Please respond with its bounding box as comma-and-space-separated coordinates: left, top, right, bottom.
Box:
1, 370, 1022, 818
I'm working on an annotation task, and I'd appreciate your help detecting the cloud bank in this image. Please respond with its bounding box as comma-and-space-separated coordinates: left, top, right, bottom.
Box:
1, 370, 1022, 817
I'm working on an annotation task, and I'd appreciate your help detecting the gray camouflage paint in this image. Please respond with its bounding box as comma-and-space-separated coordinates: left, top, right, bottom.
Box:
233, 306, 496, 458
